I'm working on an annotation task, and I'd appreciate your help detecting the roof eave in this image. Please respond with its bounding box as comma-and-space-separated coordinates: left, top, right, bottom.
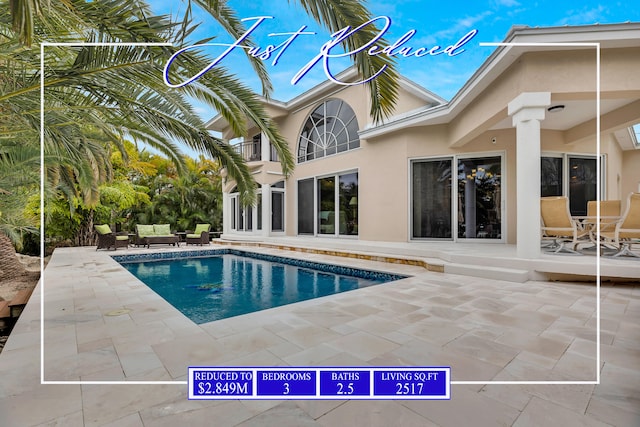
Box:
360, 22, 640, 139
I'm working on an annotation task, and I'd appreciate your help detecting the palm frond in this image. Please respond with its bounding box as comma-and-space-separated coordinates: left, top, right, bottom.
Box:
293, 0, 399, 123
191, 0, 273, 97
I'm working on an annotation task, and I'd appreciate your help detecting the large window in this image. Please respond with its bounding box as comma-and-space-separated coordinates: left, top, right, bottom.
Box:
298, 179, 314, 234
568, 156, 597, 216
298, 99, 360, 163
230, 193, 252, 232
541, 156, 563, 197
318, 177, 336, 234
297, 172, 358, 236
541, 154, 602, 216
271, 181, 285, 232
339, 173, 358, 236
230, 182, 285, 233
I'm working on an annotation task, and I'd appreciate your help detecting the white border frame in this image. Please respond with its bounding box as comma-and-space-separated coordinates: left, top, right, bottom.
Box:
454, 40, 601, 386
40, 40, 601, 388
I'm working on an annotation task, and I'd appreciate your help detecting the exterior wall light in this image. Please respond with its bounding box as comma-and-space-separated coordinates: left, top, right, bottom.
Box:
547, 105, 565, 113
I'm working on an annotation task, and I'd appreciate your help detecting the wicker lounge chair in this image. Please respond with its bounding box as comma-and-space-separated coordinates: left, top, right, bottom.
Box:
186, 223, 211, 245
94, 224, 129, 250
540, 196, 589, 254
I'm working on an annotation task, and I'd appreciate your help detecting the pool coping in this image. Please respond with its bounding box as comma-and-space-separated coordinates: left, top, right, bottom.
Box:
112, 247, 410, 283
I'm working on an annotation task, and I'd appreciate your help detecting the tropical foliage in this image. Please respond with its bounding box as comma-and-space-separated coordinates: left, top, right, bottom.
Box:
125, 154, 224, 233
42, 144, 223, 249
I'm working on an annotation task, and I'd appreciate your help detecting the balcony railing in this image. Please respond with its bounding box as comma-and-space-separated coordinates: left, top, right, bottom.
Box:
231, 140, 280, 162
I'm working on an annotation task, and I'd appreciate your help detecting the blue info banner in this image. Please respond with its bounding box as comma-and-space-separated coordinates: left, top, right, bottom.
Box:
256, 370, 317, 397
189, 367, 450, 400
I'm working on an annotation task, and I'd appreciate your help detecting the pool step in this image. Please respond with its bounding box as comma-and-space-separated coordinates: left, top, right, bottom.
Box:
218, 240, 532, 282
444, 262, 530, 283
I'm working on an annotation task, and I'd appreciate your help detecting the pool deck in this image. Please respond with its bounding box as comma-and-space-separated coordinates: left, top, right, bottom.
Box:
0, 243, 638, 426
218, 235, 640, 282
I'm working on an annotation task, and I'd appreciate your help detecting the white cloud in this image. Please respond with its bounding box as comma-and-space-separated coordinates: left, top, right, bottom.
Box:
440, 11, 493, 38
555, 5, 609, 26
412, 11, 492, 46
494, 0, 521, 7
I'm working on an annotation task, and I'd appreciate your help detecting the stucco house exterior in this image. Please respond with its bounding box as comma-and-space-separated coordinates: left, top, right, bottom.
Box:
207, 22, 640, 266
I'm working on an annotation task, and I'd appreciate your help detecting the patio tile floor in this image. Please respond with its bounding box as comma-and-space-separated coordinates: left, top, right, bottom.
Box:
0, 244, 638, 426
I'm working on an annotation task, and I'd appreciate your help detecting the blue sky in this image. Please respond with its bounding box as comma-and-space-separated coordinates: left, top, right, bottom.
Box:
151, 1, 640, 119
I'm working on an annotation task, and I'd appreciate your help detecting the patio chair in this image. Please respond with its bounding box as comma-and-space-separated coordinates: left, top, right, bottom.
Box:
186, 223, 211, 245
586, 199, 621, 232
599, 192, 640, 257
94, 224, 129, 251
540, 196, 589, 254
585, 199, 622, 249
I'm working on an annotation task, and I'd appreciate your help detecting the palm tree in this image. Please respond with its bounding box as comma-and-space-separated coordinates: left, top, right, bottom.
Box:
2, 0, 399, 269
128, 154, 223, 232
2, 0, 293, 204
0, 143, 40, 280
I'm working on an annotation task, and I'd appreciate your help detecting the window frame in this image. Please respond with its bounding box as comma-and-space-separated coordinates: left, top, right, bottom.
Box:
409, 152, 506, 243
541, 152, 606, 215
296, 169, 359, 238
297, 99, 360, 164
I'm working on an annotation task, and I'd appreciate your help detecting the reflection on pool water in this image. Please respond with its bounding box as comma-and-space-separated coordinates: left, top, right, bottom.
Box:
117, 252, 407, 324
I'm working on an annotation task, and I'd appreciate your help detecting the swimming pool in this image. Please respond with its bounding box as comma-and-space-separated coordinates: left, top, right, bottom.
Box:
114, 249, 407, 324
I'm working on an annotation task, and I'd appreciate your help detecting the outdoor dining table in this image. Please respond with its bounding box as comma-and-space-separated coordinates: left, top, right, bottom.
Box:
571, 215, 622, 252
572, 215, 621, 230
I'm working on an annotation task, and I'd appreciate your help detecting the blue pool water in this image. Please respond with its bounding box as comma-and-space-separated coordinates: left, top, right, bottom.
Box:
115, 250, 407, 324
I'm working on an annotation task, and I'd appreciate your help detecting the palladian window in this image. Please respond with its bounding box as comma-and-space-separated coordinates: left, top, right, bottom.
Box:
297, 99, 360, 163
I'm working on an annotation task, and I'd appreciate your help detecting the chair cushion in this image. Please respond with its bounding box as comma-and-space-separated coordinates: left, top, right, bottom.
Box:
194, 224, 210, 234
153, 224, 171, 235
186, 234, 200, 239
115, 235, 130, 241
95, 224, 112, 235
136, 224, 155, 237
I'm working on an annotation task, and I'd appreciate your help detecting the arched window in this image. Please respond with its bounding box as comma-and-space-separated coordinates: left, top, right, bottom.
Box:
297, 99, 360, 163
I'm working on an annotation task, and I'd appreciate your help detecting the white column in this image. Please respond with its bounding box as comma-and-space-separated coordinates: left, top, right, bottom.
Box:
261, 132, 271, 161
507, 92, 551, 259
261, 183, 270, 237
222, 192, 230, 235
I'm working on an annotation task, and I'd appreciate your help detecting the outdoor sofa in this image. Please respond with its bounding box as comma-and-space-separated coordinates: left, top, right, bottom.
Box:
134, 224, 179, 248
94, 224, 130, 250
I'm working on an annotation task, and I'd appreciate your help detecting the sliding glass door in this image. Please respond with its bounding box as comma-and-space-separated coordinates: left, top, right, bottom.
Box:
318, 177, 336, 235
411, 159, 452, 239
411, 155, 503, 241
457, 156, 502, 239
230, 183, 284, 233
568, 156, 597, 216
298, 179, 314, 234
339, 173, 358, 236
298, 171, 358, 237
